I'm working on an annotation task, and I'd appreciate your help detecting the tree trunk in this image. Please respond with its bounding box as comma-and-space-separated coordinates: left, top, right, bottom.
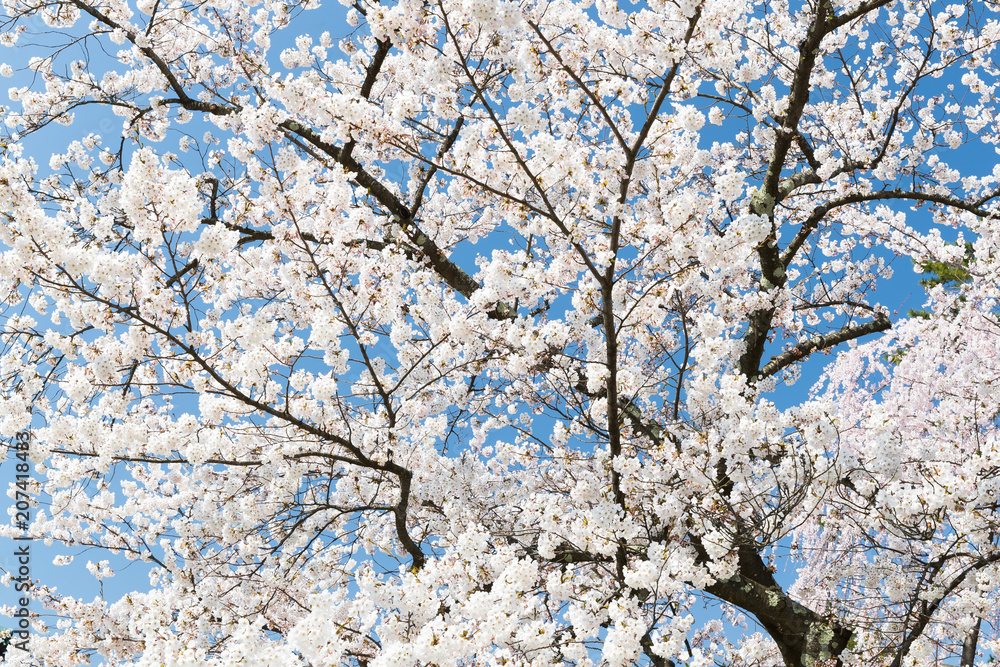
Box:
961, 618, 981, 667
706, 548, 852, 667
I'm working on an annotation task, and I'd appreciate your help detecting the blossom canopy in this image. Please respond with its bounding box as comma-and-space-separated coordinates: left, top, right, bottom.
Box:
1, 0, 1000, 666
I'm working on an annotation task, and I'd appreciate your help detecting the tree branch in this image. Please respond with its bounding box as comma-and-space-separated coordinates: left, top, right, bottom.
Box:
759, 313, 892, 379
707, 571, 852, 667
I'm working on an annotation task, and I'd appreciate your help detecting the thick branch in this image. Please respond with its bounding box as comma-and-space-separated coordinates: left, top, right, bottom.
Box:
641, 632, 676, 667
707, 572, 852, 667
781, 189, 996, 270
342, 37, 392, 161
107, 0, 510, 320
759, 313, 892, 379
961, 618, 981, 667
756, 1, 830, 209
740, 0, 834, 380
827, 0, 896, 29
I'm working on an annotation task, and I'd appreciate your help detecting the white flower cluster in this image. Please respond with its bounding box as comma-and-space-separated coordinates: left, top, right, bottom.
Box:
463, 0, 497, 24
714, 168, 745, 203
193, 223, 239, 259
85, 560, 114, 581
505, 103, 538, 133
675, 104, 705, 132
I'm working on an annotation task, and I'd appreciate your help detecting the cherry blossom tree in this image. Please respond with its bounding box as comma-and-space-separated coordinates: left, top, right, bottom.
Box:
1, 0, 1000, 664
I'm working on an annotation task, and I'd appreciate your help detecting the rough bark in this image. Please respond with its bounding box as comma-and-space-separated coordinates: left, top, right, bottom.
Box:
707, 567, 852, 667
